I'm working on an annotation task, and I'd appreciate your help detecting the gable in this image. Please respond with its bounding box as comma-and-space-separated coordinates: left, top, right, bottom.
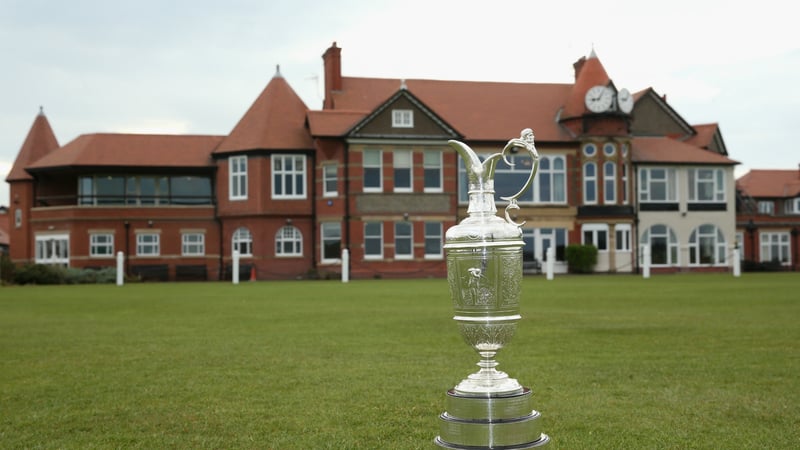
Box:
347, 89, 459, 140
630, 89, 694, 138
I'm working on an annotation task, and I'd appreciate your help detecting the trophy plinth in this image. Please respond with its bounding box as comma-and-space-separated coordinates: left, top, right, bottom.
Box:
436, 129, 549, 449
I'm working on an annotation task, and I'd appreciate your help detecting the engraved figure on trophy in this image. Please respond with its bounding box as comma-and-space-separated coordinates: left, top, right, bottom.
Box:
436, 129, 549, 449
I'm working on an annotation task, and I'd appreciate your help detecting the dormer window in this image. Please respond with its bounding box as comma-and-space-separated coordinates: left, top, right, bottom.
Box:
392, 109, 413, 128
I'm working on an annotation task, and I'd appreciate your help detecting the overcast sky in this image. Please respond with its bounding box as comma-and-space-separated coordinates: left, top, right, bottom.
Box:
2, 0, 798, 205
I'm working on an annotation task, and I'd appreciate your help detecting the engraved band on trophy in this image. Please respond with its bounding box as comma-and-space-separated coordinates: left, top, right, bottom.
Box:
435, 129, 549, 449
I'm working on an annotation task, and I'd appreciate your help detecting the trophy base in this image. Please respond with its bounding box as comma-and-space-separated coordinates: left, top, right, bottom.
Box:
435, 388, 549, 449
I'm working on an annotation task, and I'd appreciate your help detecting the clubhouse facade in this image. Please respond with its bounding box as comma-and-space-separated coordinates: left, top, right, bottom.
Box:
10, 42, 777, 281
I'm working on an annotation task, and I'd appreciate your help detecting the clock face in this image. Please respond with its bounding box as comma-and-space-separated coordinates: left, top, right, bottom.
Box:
585, 85, 613, 113
617, 88, 634, 114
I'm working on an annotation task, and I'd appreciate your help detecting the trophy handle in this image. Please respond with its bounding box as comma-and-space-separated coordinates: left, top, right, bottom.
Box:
498, 129, 539, 227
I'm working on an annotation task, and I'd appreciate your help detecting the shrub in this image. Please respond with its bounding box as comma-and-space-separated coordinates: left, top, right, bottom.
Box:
565, 244, 598, 273
13, 263, 66, 285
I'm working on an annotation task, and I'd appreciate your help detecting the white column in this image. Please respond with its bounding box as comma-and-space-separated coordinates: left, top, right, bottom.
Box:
116, 251, 124, 286
643, 244, 651, 279
341, 248, 350, 283
232, 250, 240, 285
733, 247, 741, 277
546, 247, 555, 281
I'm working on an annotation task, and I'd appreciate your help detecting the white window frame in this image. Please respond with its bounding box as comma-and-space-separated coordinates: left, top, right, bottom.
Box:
14, 208, 22, 228
604, 161, 616, 204
393, 150, 413, 193
229, 155, 248, 200
581, 223, 609, 251
759, 232, 791, 264
323, 164, 338, 197
136, 233, 160, 257
758, 201, 774, 215
615, 224, 631, 252
321, 222, 342, 263
424, 222, 443, 259
537, 156, 567, 204
392, 109, 414, 128
641, 224, 679, 266
603, 143, 616, 157
363, 149, 383, 192
689, 224, 727, 266
394, 222, 413, 260
639, 168, 677, 203
688, 168, 725, 203
622, 164, 629, 204
272, 154, 307, 199
785, 198, 800, 215
35, 234, 69, 265
583, 143, 597, 157
364, 222, 383, 260
275, 226, 303, 257
232, 227, 253, 257
583, 162, 597, 204
181, 232, 205, 256
89, 233, 114, 258
423, 150, 443, 193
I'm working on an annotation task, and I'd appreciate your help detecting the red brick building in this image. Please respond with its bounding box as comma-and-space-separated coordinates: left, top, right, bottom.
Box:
6, 43, 742, 280
736, 169, 800, 271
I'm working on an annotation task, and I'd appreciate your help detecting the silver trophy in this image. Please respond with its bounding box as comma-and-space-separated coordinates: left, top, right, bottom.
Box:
435, 129, 549, 449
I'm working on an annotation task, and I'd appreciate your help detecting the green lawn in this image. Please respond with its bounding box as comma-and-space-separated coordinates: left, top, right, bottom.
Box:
1, 273, 798, 449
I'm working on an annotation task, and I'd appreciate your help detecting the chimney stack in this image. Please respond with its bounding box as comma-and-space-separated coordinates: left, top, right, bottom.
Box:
322, 42, 342, 110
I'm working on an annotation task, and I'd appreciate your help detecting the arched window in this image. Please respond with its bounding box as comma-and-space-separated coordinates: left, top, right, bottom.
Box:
232, 227, 253, 256
689, 224, 726, 265
641, 224, 678, 266
275, 226, 302, 256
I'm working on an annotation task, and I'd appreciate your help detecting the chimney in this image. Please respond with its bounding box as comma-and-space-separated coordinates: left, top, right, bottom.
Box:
573, 56, 586, 81
322, 42, 342, 110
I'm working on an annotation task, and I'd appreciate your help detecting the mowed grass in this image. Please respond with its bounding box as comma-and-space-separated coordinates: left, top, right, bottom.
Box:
1, 273, 798, 449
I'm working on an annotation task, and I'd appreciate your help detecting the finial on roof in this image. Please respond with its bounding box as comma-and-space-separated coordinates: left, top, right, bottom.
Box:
275, 64, 282, 78
400, 78, 407, 90
38, 105, 44, 116
589, 44, 597, 59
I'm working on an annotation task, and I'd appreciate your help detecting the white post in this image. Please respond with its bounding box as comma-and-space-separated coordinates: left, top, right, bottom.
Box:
116, 251, 124, 286
733, 247, 741, 277
643, 244, 651, 279
545, 247, 555, 281
341, 249, 350, 283
232, 250, 240, 285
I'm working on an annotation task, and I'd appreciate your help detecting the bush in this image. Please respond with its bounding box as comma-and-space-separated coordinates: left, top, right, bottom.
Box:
13, 263, 66, 285
565, 244, 598, 273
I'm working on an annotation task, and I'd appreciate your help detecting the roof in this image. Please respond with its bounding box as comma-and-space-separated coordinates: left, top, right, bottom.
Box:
561, 52, 612, 119
632, 136, 738, 165
737, 169, 800, 198
326, 77, 574, 142
215, 72, 313, 153
6, 109, 59, 181
26, 133, 223, 171
307, 110, 368, 137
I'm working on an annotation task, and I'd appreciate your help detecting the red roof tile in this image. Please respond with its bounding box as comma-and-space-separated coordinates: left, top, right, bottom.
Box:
632, 136, 738, 165
328, 77, 574, 142
737, 169, 800, 198
307, 110, 368, 137
6, 110, 59, 181
216, 73, 313, 153
685, 123, 719, 149
27, 133, 222, 170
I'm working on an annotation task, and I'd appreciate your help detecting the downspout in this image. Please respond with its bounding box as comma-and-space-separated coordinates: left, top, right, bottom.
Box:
344, 142, 351, 259
123, 220, 130, 275
310, 150, 317, 272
